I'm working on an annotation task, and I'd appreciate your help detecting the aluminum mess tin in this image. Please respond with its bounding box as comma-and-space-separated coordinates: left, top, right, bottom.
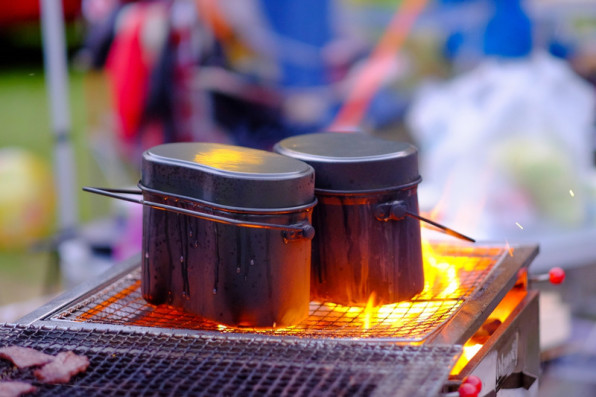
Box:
274, 132, 424, 306
140, 142, 316, 327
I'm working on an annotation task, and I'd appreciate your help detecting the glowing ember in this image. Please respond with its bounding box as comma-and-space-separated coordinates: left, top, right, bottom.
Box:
450, 289, 527, 375
318, 298, 460, 334
451, 342, 483, 374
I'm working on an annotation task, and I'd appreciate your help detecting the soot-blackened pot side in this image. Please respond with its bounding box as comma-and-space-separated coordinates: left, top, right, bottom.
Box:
311, 186, 424, 306
142, 192, 312, 328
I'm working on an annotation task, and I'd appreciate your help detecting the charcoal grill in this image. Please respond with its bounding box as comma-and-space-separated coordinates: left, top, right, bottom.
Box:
5, 242, 539, 396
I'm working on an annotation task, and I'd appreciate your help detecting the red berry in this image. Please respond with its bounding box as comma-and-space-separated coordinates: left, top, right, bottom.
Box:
463, 375, 482, 393
459, 382, 478, 397
549, 267, 565, 284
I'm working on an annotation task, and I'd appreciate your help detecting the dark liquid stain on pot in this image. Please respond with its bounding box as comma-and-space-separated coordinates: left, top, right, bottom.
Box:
213, 222, 219, 295
265, 233, 273, 299
164, 212, 174, 304
178, 212, 190, 298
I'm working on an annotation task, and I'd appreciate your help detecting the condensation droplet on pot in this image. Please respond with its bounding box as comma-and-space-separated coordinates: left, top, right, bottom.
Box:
212, 288, 217, 295
236, 266, 241, 274
192, 241, 198, 248
180, 256, 184, 263
144, 252, 149, 259
250, 259, 255, 266
189, 229, 193, 238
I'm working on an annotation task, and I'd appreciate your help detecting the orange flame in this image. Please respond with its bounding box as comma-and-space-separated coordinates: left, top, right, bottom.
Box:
421, 240, 460, 300
362, 293, 377, 331
348, 238, 470, 331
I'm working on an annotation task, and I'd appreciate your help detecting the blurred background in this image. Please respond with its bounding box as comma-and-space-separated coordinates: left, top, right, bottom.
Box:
1, 0, 596, 394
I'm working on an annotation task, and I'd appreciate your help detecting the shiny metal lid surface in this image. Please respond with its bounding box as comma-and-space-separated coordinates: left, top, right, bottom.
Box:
274, 132, 420, 191
141, 142, 315, 209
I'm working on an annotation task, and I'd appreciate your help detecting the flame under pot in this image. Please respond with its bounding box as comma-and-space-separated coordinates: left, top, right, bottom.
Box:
275, 132, 424, 306
140, 142, 316, 327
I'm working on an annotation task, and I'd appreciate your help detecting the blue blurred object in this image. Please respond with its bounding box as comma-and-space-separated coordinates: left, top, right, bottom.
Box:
444, 30, 465, 59
259, 0, 332, 87
437, 0, 478, 3
483, 0, 532, 58
548, 39, 574, 60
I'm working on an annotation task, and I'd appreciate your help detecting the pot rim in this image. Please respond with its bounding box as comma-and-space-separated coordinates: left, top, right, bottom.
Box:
313, 177, 422, 197
139, 183, 318, 215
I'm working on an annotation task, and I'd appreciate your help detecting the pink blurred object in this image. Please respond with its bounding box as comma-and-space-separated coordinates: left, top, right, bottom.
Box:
105, 4, 153, 144
112, 201, 143, 262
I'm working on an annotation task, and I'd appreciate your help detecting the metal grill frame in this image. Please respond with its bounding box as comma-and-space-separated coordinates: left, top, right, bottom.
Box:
48, 272, 468, 340
46, 249, 496, 342
18, 244, 538, 347
0, 323, 462, 397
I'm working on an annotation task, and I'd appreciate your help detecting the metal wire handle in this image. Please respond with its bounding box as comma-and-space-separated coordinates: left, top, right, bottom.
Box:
374, 201, 476, 243
83, 187, 315, 241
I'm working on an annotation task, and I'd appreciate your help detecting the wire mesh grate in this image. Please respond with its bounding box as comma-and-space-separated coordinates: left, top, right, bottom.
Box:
52, 246, 504, 342
0, 324, 461, 397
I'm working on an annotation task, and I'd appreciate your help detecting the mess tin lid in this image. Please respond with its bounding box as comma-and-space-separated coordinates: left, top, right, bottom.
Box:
274, 132, 420, 191
141, 142, 315, 209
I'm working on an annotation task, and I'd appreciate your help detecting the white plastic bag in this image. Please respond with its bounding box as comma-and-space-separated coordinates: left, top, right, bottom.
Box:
407, 51, 596, 239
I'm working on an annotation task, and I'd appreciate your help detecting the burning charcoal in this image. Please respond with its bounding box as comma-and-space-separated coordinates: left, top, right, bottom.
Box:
482, 318, 502, 336
470, 328, 490, 345
0, 381, 37, 397
470, 318, 503, 344
34, 351, 90, 384
0, 345, 54, 369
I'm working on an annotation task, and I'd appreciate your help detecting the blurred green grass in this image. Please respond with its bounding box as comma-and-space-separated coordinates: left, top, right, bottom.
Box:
0, 66, 112, 306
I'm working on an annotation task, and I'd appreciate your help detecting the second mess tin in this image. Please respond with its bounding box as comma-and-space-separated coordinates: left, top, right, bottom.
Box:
274, 132, 424, 306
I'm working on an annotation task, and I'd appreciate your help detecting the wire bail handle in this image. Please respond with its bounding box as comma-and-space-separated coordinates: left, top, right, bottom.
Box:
374, 201, 475, 243
83, 187, 316, 242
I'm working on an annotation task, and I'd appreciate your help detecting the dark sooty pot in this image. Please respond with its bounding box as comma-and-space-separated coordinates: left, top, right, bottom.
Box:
140, 142, 316, 327
274, 132, 424, 306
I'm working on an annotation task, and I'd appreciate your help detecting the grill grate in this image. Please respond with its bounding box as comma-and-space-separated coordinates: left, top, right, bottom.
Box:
51, 246, 503, 342
0, 324, 461, 397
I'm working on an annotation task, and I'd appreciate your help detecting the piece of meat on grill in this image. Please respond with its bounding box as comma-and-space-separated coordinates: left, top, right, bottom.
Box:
0, 381, 37, 397
0, 345, 54, 369
34, 351, 90, 384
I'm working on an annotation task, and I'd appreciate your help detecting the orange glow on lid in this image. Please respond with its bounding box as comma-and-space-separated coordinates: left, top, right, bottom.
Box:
193, 147, 263, 171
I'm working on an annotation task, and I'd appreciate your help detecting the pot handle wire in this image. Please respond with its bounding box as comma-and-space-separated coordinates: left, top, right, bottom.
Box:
374, 201, 476, 243
83, 187, 315, 241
